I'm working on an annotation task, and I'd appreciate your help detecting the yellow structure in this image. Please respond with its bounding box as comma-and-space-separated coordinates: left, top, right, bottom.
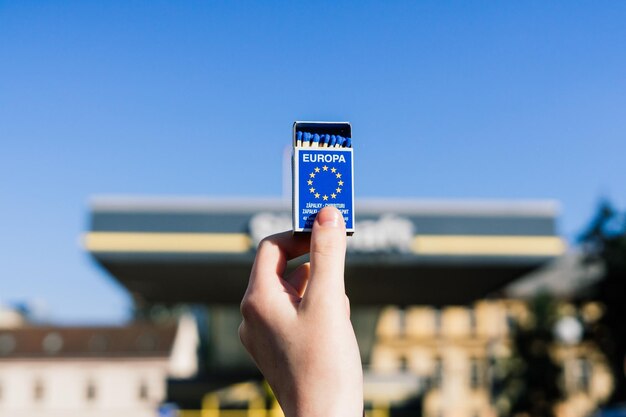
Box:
368, 300, 612, 417
178, 381, 389, 417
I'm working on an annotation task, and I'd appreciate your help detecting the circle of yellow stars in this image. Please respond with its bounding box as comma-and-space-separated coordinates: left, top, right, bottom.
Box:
307, 165, 344, 201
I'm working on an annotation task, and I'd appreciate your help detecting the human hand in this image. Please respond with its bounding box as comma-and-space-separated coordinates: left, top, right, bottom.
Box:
239, 206, 363, 417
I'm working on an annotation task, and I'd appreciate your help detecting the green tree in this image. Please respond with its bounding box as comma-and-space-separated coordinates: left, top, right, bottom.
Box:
507, 292, 562, 417
580, 200, 626, 404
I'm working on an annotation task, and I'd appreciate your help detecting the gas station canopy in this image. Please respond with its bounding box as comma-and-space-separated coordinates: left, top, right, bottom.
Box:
85, 197, 565, 306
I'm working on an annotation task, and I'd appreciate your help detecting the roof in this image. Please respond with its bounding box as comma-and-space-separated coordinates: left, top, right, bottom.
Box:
0, 322, 177, 360
84, 195, 565, 306
504, 251, 604, 299
90, 195, 560, 217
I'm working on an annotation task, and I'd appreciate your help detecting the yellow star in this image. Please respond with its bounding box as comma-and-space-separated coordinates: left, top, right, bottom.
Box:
338, 180, 344, 186
331, 167, 337, 173
314, 193, 320, 198
323, 195, 328, 201
310, 173, 315, 178
314, 167, 320, 173
309, 187, 315, 193
336, 173, 342, 179
336, 188, 342, 193
307, 180, 313, 185
331, 193, 337, 199
322, 165, 328, 171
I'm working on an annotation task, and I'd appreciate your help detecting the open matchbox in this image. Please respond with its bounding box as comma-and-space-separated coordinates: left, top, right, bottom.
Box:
292, 121, 355, 234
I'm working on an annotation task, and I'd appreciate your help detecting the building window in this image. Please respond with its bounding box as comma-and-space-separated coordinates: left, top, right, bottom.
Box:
139, 380, 149, 400
433, 358, 443, 388
86, 380, 97, 402
506, 313, 516, 334
469, 309, 477, 337
470, 357, 481, 389
578, 358, 591, 392
398, 308, 407, 337
34, 379, 44, 401
399, 355, 409, 372
434, 310, 442, 337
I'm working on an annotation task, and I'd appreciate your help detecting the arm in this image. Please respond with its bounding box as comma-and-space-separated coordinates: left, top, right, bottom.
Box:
239, 206, 363, 417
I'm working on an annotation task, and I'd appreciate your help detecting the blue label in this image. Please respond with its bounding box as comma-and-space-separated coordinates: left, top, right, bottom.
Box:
297, 149, 353, 230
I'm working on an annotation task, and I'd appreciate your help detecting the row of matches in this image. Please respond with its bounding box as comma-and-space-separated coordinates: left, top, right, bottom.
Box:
296, 131, 352, 148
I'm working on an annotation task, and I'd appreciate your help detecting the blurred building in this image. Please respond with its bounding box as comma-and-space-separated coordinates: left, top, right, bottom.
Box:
369, 301, 613, 417
84, 196, 564, 307
0, 314, 198, 417
368, 302, 514, 417
552, 311, 613, 417
0, 305, 26, 329
83, 195, 594, 415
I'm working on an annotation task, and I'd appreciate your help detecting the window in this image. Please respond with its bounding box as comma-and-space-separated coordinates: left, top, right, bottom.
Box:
34, 379, 44, 402
399, 355, 409, 372
469, 309, 477, 337
432, 358, 443, 388
86, 380, 97, 402
506, 313, 516, 334
139, 380, 149, 400
470, 357, 481, 389
398, 308, 407, 338
578, 358, 591, 392
434, 310, 442, 337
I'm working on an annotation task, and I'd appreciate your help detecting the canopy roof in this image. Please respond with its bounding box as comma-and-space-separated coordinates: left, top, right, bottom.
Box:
85, 196, 565, 306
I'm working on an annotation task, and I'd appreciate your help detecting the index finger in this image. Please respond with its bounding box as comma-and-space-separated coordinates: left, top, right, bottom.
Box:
248, 231, 310, 292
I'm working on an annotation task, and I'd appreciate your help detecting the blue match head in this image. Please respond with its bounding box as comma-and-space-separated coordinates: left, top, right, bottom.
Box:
323, 134, 331, 145
296, 131, 303, 142
312, 133, 320, 144
303, 132, 311, 142
345, 137, 352, 148
336, 135, 345, 147
330, 135, 337, 147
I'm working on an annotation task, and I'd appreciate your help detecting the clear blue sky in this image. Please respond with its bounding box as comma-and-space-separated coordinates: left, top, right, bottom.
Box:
1, 1, 625, 323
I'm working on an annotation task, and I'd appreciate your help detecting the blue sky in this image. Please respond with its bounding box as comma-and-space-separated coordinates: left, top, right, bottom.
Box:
1, 1, 625, 323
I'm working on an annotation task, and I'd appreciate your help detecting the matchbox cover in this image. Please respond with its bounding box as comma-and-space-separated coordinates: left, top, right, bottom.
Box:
292, 121, 355, 234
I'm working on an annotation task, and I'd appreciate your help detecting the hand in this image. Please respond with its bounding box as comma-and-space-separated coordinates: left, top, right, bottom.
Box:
239, 206, 363, 417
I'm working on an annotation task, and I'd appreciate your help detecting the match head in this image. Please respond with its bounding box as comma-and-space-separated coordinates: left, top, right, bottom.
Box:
312, 133, 320, 146
330, 135, 337, 147
296, 131, 303, 143
335, 135, 345, 147
344, 137, 352, 148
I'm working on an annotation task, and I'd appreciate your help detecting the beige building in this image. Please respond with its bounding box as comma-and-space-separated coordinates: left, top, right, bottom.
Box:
368, 302, 513, 417
0, 314, 198, 417
368, 300, 613, 417
87, 196, 615, 415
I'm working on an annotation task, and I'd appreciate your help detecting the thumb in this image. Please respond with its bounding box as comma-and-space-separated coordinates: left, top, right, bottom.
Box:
304, 206, 347, 303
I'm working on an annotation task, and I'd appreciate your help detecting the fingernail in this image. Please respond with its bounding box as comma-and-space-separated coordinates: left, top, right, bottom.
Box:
316, 207, 342, 227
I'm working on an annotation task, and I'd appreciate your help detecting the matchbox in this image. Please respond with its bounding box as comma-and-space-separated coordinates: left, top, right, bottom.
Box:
292, 121, 355, 234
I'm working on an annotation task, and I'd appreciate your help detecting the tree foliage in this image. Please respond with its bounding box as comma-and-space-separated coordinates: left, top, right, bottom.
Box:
580, 200, 626, 404
507, 293, 563, 417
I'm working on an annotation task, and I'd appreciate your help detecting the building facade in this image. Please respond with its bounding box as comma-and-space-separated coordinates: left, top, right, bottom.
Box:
0, 315, 198, 417
83, 195, 586, 415
369, 301, 613, 417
